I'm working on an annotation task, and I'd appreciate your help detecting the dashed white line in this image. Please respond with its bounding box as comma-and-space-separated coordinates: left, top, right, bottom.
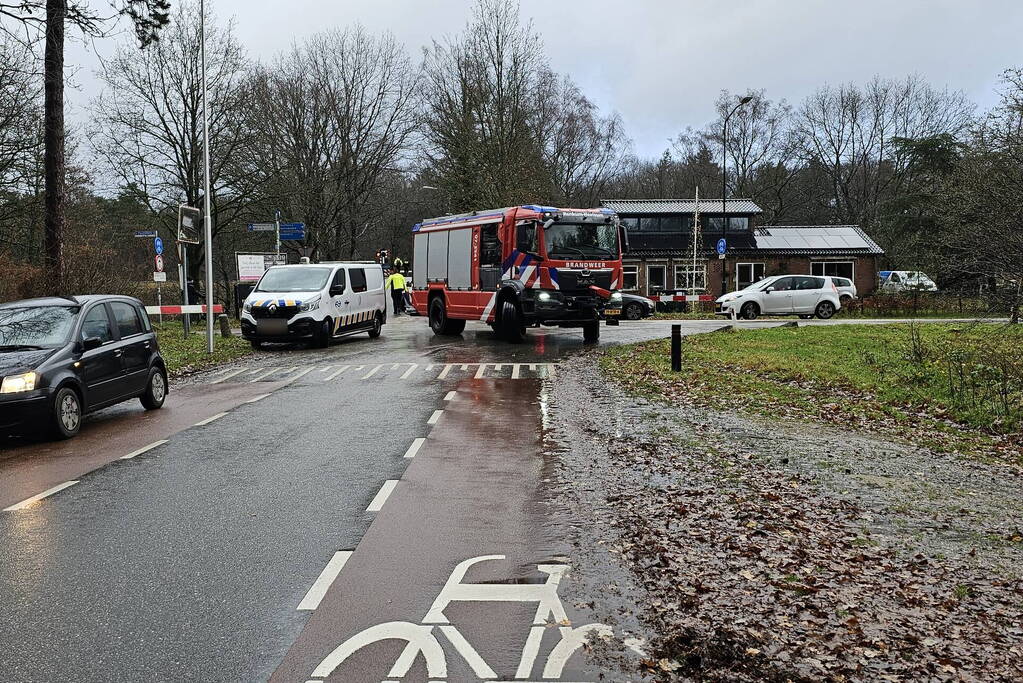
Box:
403, 438, 426, 459
443, 391, 456, 401
297, 550, 353, 611
4, 480, 79, 511
427, 409, 443, 425
400, 364, 418, 379
473, 364, 487, 379
194, 412, 227, 426
249, 367, 281, 382
366, 480, 398, 512
209, 368, 247, 384
120, 439, 168, 460
323, 365, 350, 381
246, 393, 271, 403
511, 363, 522, 379
438, 364, 454, 379
319, 365, 333, 373
362, 364, 383, 380
286, 367, 314, 384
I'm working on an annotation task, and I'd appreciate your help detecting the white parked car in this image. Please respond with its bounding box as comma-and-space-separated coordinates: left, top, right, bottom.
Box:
241, 262, 387, 349
715, 275, 842, 320
832, 276, 857, 304
879, 270, 938, 293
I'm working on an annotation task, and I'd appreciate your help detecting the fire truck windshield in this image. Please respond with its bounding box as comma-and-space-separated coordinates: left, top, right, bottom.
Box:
543, 222, 618, 259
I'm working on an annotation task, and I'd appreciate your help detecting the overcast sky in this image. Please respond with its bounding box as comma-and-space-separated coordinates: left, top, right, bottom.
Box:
66, 0, 1022, 159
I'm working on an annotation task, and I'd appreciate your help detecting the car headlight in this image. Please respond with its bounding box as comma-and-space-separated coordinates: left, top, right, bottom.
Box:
299, 297, 320, 312
537, 292, 552, 301
610, 291, 622, 302
243, 301, 253, 313
1, 371, 37, 394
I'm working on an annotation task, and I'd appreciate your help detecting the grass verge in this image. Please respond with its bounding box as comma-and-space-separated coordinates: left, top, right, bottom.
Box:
153, 322, 252, 377
602, 323, 1023, 463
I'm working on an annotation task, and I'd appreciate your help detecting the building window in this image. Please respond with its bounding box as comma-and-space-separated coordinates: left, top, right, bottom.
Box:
674, 263, 707, 291
727, 217, 749, 233
638, 217, 660, 232
621, 217, 639, 232
811, 261, 854, 280
647, 264, 666, 291
705, 216, 725, 232
736, 262, 766, 290
622, 265, 639, 291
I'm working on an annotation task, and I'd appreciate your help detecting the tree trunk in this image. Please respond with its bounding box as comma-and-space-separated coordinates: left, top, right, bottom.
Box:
44, 0, 66, 294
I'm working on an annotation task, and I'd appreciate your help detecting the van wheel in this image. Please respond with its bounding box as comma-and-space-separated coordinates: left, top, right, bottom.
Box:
140, 367, 168, 410
583, 321, 600, 343
429, 297, 466, 335
740, 302, 760, 320
815, 301, 836, 319
315, 319, 332, 348
368, 312, 383, 338
50, 386, 82, 439
499, 299, 525, 343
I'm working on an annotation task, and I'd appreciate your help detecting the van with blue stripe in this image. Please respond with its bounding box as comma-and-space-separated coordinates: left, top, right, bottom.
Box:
240, 262, 387, 348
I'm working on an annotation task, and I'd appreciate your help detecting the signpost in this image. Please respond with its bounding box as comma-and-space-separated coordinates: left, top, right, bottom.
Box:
236, 252, 287, 281
134, 230, 158, 238
278, 222, 305, 241
248, 216, 306, 253
178, 205, 202, 337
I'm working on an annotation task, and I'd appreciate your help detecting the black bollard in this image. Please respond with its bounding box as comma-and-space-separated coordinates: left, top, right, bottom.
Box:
671, 324, 682, 372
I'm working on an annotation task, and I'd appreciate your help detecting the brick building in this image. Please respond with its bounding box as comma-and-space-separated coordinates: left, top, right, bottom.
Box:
601, 199, 884, 298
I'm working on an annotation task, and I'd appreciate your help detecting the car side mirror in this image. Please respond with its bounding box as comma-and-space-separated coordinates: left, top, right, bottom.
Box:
81, 336, 102, 351
765, 287, 775, 293
329, 285, 345, 296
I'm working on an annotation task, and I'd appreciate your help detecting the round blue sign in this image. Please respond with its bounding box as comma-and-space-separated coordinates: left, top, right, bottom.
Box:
154, 237, 164, 255
716, 238, 727, 255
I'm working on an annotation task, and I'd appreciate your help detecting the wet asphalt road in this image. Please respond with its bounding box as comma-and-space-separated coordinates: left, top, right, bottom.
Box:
0, 315, 954, 682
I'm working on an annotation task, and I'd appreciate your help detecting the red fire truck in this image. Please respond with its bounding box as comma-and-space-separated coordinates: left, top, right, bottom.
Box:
410, 205, 626, 342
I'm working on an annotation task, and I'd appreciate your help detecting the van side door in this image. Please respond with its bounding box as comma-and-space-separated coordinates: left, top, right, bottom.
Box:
328, 268, 349, 333
348, 267, 368, 325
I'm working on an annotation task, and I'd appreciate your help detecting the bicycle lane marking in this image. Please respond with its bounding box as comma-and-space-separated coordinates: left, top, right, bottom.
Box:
270, 379, 628, 683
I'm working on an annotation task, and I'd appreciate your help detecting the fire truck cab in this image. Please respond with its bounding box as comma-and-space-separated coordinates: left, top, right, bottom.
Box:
410, 205, 625, 343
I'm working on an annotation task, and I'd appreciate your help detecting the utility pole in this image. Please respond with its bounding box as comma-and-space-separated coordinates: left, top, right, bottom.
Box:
275, 209, 282, 256
691, 186, 701, 311
721, 95, 753, 296
200, 0, 215, 354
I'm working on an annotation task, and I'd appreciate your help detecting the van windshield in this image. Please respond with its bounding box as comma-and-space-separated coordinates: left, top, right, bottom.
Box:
255, 267, 332, 293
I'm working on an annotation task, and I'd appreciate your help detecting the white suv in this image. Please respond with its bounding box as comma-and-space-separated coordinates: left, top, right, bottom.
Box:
241, 262, 387, 348
716, 275, 842, 320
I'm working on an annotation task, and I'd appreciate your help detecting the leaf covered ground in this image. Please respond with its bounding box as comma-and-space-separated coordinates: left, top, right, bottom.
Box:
543, 335, 1023, 682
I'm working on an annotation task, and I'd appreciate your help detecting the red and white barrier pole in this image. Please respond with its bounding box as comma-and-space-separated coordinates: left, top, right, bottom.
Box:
146, 305, 224, 315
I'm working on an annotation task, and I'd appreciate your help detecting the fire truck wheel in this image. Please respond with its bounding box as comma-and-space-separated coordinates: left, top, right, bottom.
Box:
583, 321, 600, 343
499, 299, 525, 343
429, 296, 466, 335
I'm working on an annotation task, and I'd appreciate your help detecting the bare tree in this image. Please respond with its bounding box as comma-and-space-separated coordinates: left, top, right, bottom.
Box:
89, 0, 251, 275
1, 0, 169, 293
243, 26, 418, 259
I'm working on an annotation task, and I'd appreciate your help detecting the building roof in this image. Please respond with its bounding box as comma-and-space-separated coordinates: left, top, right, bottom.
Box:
624, 224, 884, 257
602, 198, 763, 214
753, 225, 884, 255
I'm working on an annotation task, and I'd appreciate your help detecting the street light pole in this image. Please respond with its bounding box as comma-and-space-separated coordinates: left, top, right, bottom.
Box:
721, 95, 753, 295
201, 0, 214, 354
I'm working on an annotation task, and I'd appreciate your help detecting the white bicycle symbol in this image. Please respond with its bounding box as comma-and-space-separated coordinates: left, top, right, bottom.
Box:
307, 554, 640, 681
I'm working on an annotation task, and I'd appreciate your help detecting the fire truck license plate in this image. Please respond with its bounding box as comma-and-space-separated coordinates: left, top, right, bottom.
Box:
605, 308, 621, 316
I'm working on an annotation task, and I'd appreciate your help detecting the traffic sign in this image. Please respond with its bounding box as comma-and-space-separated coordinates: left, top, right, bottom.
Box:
134, 230, 158, 238
279, 232, 305, 241
154, 254, 165, 272
279, 222, 305, 241
153, 271, 167, 282
279, 222, 305, 231
154, 237, 164, 255
178, 205, 201, 244
247, 223, 277, 232
716, 238, 727, 255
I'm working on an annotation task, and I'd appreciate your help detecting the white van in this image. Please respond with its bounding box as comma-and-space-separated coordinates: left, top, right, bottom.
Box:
241, 262, 386, 348
879, 270, 938, 293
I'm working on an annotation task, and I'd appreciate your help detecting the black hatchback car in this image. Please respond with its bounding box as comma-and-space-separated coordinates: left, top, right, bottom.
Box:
0, 295, 167, 439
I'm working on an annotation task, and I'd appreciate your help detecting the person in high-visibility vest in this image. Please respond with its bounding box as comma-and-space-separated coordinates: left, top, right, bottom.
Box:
386, 270, 407, 315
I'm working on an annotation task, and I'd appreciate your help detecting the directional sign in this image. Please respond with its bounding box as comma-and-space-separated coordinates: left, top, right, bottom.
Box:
134, 230, 158, 238
279, 222, 305, 231
247, 223, 277, 232
716, 238, 727, 255
279, 222, 305, 241
154, 254, 165, 272
279, 232, 305, 241
154, 237, 164, 255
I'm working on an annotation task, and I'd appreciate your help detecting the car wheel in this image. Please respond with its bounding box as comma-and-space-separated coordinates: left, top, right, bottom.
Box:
368, 312, 383, 338
583, 320, 600, 343
140, 366, 168, 410
429, 297, 466, 336
740, 302, 759, 320
840, 294, 852, 305
499, 299, 525, 343
815, 301, 836, 319
623, 302, 643, 320
50, 386, 82, 439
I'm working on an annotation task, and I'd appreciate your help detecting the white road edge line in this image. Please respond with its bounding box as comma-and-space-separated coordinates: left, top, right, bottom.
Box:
194, 412, 228, 426
246, 393, 271, 403
120, 439, 168, 460
4, 480, 79, 512
427, 409, 443, 425
366, 480, 398, 512
443, 390, 456, 401
296, 550, 353, 611
403, 438, 426, 459
209, 368, 247, 384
